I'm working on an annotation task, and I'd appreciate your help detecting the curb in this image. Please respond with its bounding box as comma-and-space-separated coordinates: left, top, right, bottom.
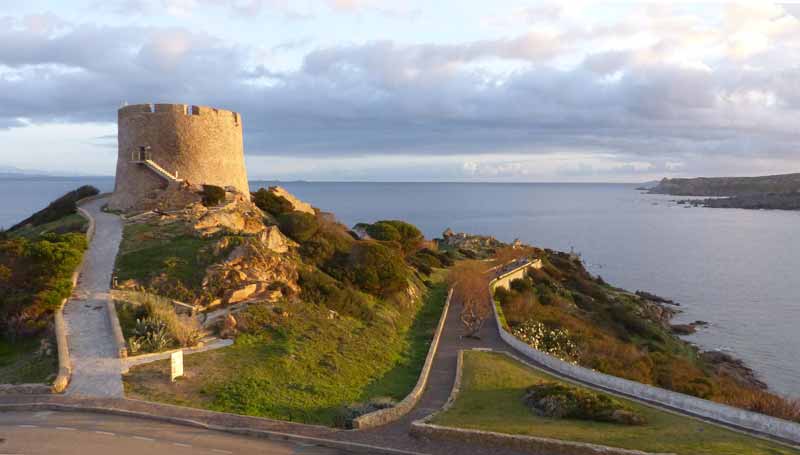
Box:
352, 287, 454, 429
0, 402, 427, 455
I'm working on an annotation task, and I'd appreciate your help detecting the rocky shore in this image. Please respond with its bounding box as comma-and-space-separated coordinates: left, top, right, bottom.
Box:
634, 291, 766, 391
676, 192, 800, 210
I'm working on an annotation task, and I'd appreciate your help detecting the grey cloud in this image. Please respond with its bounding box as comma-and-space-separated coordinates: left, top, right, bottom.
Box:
1, 12, 799, 172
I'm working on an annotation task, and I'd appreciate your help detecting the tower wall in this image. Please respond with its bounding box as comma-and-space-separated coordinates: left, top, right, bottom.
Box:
109, 103, 250, 211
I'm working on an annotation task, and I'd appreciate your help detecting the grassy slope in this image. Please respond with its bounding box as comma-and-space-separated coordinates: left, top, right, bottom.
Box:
124, 277, 448, 426
434, 351, 799, 455
0, 337, 57, 384
11, 213, 88, 239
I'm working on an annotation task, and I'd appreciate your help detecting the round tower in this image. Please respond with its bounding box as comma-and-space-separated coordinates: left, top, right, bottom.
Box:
108, 103, 250, 211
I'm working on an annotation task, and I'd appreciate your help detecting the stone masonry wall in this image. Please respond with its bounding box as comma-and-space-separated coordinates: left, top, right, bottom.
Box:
109, 103, 250, 211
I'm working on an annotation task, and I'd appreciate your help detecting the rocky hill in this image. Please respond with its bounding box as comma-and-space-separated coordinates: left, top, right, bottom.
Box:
649, 173, 800, 210
648, 173, 800, 196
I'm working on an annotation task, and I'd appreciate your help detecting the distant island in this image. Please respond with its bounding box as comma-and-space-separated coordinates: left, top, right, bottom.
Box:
645, 173, 800, 210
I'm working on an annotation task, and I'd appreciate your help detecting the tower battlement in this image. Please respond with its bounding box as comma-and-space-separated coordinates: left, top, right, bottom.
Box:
109, 102, 249, 211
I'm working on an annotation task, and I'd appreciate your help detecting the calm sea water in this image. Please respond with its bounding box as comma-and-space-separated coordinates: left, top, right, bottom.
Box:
3, 177, 798, 397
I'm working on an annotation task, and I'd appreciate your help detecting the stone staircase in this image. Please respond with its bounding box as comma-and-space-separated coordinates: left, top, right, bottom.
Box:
130, 155, 183, 183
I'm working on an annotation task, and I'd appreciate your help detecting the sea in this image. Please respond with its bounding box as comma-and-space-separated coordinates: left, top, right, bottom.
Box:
2, 177, 798, 398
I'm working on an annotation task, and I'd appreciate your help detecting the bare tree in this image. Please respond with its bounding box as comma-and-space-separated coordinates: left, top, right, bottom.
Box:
449, 261, 492, 339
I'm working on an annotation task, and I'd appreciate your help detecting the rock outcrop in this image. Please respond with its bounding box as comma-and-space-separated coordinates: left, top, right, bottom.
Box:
439, 228, 504, 257
201, 238, 299, 308
268, 186, 315, 215
702, 351, 768, 390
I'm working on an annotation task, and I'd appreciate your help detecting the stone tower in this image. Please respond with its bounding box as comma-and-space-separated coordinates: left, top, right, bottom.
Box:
108, 103, 250, 211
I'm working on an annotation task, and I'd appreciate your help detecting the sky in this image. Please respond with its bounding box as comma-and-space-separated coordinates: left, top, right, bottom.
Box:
0, 0, 799, 182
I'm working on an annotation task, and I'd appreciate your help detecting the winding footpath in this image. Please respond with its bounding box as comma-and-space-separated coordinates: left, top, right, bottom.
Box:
63, 197, 125, 397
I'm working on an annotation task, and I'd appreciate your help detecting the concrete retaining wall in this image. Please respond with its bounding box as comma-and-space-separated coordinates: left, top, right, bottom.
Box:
351, 288, 454, 429
490, 262, 800, 445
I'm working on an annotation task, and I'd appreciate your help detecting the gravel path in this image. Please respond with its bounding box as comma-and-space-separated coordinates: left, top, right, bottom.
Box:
64, 197, 125, 398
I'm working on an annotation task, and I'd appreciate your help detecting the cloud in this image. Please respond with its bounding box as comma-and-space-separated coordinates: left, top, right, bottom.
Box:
1, 3, 800, 181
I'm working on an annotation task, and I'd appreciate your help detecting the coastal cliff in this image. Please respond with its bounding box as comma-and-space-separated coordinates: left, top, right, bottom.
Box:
648, 173, 800, 196
648, 173, 800, 210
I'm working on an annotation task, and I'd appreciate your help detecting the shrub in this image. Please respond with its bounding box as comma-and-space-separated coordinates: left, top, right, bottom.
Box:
509, 277, 534, 293
343, 242, 409, 297
494, 286, 512, 306
408, 248, 443, 274
252, 188, 293, 216
360, 220, 424, 254
122, 292, 202, 353
277, 211, 319, 242
201, 184, 226, 206
524, 381, 646, 425
10, 185, 98, 231
298, 269, 376, 320
503, 294, 537, 326
0, 232, 88, 339
333, 397, 397, 429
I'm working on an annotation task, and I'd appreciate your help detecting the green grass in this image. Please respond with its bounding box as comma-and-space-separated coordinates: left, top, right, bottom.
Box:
123, 275, 449, 426
11, 213, 88, 238
114, 222, 239, 302
0, 336, 57, 384
433, 351, 799, 455
115, 222, 210, 287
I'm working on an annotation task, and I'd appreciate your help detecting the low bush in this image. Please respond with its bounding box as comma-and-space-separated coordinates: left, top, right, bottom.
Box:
201, 184, 226, 206
340, 242, 409, 297
524, 381, 646, 425
503, 294, 538, 326
252, 188, 293, 215
357, 220, 424, 254
278, 211, 319, 242
332, 396, 397, 429
509, 277, 534, 293
298, 269, 376, 320
0, 233, 88, 339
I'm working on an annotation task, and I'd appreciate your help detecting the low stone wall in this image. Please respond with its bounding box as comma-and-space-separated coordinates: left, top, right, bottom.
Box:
351, 288, 454, 429
491, 258, 542, 291
410, 350, 667, 455
489, 263, 800, 445
107, 299, 128, 359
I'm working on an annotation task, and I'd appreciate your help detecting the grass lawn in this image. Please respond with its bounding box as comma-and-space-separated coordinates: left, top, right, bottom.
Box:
123, 276, 448, 426
0, 336, 57, 384
115, 222, 215, 289
432, 351, 799, 455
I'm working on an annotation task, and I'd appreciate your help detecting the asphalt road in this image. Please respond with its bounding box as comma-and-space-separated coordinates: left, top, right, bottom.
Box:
0, 411, 349, 455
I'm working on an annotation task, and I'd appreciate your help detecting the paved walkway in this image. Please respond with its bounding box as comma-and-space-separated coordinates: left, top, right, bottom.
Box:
63, 197, 125, 398
348, 295, 525, 453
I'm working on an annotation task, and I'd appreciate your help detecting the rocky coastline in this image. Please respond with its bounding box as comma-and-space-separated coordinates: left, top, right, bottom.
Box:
633, 290, 766, 391
675, 192, 800, 210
